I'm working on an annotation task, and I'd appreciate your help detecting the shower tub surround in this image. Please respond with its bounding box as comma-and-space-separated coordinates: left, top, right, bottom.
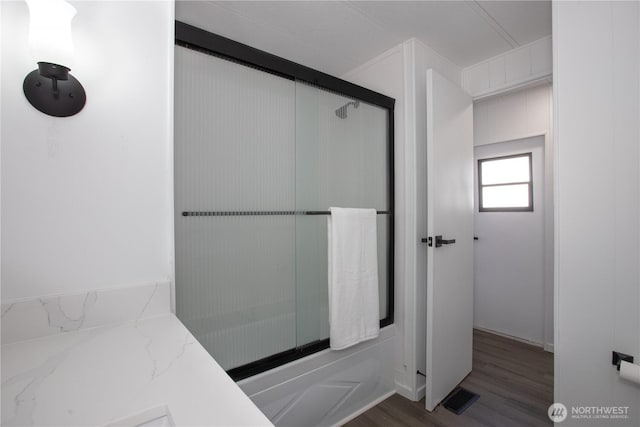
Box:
0, 283, 272, 426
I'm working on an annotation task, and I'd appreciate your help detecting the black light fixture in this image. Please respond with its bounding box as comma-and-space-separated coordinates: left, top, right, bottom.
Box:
23, 0, 86, 117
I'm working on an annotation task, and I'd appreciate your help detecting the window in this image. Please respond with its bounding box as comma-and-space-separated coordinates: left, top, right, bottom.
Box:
478, 153, 533, 212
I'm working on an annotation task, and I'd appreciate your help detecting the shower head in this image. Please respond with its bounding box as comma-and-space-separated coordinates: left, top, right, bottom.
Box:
335, 100, 360, 119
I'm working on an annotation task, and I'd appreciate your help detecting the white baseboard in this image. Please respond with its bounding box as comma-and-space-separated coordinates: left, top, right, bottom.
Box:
395, 380, 414, 401
416, 383, 426, 401
474, 326, 544, 348
395, 377, 426, 402
332, 390, 396, 427
544, 343, 554, 353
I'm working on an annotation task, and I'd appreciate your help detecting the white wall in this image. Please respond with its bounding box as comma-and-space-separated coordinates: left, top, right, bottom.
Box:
474, 83, 552, 146
473, 83, 554, 350
1, 1, 175, 300
463, 36, 552, 100
554, 1, 640, 424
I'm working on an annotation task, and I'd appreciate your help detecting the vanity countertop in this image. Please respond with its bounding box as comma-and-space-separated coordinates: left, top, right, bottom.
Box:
1, 313, 273, 426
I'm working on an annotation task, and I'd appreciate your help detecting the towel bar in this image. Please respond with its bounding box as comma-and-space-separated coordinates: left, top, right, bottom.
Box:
182, 210, 392, 217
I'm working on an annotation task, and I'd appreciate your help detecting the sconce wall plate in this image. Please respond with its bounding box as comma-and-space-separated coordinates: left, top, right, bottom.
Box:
23, 62, 86, 117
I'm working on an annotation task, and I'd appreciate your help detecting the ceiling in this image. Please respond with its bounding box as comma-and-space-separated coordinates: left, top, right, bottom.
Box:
175, 1, 551, 76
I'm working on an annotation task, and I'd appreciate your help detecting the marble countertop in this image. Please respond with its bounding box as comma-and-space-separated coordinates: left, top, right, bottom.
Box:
1, 313, 273, 426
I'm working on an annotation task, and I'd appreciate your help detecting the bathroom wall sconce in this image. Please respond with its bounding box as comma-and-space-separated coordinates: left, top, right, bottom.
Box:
23, 0, 86, 117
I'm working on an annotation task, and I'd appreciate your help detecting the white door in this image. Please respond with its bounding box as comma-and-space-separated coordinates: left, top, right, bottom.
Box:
425, 69, 474, 411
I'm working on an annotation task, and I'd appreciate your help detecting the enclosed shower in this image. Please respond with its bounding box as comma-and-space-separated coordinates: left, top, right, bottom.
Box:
173, 23, 394, 381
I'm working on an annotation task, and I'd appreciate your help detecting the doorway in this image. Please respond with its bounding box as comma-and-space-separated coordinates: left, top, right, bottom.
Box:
473, 135, 548, 346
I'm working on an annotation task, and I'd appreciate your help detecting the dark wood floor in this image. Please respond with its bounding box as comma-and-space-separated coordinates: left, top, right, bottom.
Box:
344, 329, 553, 427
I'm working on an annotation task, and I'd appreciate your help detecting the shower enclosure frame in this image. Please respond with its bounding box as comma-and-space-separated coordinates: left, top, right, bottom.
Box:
175, 21, 395, 381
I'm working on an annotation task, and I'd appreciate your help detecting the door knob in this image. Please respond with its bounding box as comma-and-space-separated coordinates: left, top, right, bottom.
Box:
435, 235, 456, 248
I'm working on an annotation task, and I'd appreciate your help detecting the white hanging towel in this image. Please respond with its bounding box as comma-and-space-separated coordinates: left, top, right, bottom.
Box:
328, 207, 380, 350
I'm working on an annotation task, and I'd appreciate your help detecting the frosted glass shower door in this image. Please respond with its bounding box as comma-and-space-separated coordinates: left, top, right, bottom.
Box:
294, 82, 391, 347
174, 46, 297, 371
174, 43, 393, 377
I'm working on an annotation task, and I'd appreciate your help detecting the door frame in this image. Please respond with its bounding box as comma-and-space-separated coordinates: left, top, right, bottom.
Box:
474, 132, 554, 352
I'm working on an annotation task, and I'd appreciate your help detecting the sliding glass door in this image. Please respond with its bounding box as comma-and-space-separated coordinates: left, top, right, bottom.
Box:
175, 46, 297, 370
294, 82, 390, 348
174, 23, 393, 380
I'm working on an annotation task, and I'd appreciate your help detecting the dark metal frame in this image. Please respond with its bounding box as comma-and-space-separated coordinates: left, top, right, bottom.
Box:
175, 21, 395, 381
478, 152, 533, 212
